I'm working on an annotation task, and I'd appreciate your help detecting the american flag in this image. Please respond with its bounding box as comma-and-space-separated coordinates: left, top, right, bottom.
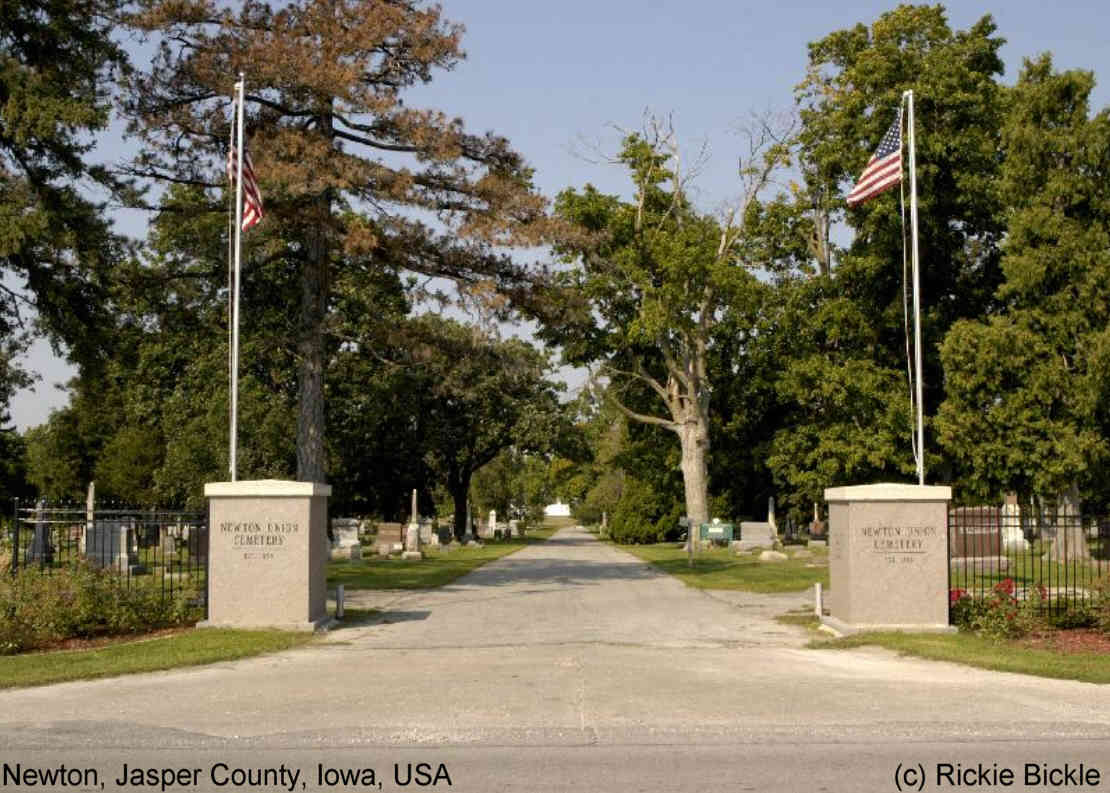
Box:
846, 110, 902, 206
227, 145, 264, 231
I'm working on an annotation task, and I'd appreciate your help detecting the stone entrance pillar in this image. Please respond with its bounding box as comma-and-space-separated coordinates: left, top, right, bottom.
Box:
202, 479, 332, 631
822, 482, 953, 634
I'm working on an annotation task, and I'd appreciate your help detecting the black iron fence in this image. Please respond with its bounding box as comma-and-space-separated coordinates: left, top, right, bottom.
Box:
948, 502, 1110, 617
7, 499, 208, 614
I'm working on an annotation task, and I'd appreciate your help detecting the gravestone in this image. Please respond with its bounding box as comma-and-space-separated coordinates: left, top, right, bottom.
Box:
822, 482, 953, 634
949, 507, 1002, 557
329, 517, 362, 560
948, 506, 1008, 572
81, 482, 94, 555
1000, 493, 1029, 551
736, 521, 775, 551
25, 500, 53, 564
403, 490, 423, 560
161, 523, 179, 556
202, 479, 332, 631
402, 526, 423, 559
188, 522, 208, 562
375, 522, 404, 556
809, 502, 827, 538
1049, 489, 1091, 563
85, 516, 140, 571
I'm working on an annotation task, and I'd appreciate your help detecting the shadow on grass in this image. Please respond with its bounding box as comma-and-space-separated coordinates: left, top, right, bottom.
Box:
615, 544, 830, 593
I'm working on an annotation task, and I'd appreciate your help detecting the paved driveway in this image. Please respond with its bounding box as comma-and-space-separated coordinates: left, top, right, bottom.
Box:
2, 526, 1109, 790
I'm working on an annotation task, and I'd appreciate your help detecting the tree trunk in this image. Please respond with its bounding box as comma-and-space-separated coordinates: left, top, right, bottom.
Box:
678, 416, 710, 566
449, 473, 471, 541
679, 420, 710, 523
296, 198, 329, 483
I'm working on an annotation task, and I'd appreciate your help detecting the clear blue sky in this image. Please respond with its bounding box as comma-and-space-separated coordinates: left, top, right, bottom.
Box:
10, 0, 1110, 429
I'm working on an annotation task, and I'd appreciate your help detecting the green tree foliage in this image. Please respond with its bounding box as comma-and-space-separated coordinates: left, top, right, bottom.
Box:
23, 184, 302, 506
937, 56, 1110, 502
762, 5, 1008, 515
0, 0, 127, 379
541, 122, 782, 530
382, 315, 566, 539
122, 0, 550, 482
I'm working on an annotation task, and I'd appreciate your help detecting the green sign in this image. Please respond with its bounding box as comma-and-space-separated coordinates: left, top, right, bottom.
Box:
698, 521, 734, 541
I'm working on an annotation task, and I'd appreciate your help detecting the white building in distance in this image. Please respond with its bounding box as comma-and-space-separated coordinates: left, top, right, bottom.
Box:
544, 500, 571, 518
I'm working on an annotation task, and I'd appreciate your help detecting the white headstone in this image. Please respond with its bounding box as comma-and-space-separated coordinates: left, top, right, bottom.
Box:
329, 518, 362, 560
1001, 493, 1029, 551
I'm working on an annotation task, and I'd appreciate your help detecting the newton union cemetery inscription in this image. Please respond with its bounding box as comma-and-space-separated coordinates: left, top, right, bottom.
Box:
221, 519, 299, 560
203, 480, 332, 631
861, 524, 938, 558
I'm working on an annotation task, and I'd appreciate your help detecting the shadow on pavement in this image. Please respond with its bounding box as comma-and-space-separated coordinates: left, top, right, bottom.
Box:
374, 610, 431, 624
443, 555, 665, 589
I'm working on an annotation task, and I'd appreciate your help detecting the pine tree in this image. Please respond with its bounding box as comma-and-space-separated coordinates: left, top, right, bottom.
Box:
123, 0, 547, 481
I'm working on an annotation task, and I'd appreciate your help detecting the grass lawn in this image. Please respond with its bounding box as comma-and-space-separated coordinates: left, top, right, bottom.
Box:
775, 609, 1110, 684
615, 542, 829, 593
0, 521, 564, 688
813, 630, 1110, 684
0, 629, 316, 690
328, 524, 560, 591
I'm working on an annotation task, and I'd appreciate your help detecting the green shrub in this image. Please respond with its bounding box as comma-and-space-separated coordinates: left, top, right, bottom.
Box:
1047, 603, 1096, 630
609, 511, 661, 544
949, 588, 981, 631
1094, 575, 1110, 634
608, 478, 669, 544
0, 563, 201, 655
952, 580, 1045, 641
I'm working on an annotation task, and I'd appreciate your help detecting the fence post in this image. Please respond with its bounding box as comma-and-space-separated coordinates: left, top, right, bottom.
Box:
9, 497, 17, 575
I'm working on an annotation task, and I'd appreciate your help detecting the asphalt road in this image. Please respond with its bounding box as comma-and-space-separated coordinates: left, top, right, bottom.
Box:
2, 526, 1109, 792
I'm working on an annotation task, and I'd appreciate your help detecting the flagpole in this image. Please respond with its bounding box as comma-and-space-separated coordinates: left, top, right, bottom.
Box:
231, 74, 245, 483
904, 89, 925, 486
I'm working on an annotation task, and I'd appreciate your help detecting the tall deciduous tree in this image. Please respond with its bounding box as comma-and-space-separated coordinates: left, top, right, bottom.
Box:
397, 315, 564, 540
761, 5, 1008, 514
542, 122, 784, 533
123, 0, 548, 482
938, 55, 1110, 502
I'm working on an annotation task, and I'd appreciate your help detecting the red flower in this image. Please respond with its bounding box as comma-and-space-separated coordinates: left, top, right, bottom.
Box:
993, 578, 1016, 596
949, 588, 968, 605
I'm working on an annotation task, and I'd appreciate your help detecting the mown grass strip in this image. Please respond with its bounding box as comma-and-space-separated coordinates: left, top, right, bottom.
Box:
0, 629, 315, 690
615, 543, 829, 593
328, 525, 560, 591
811, 630, 1110, 684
